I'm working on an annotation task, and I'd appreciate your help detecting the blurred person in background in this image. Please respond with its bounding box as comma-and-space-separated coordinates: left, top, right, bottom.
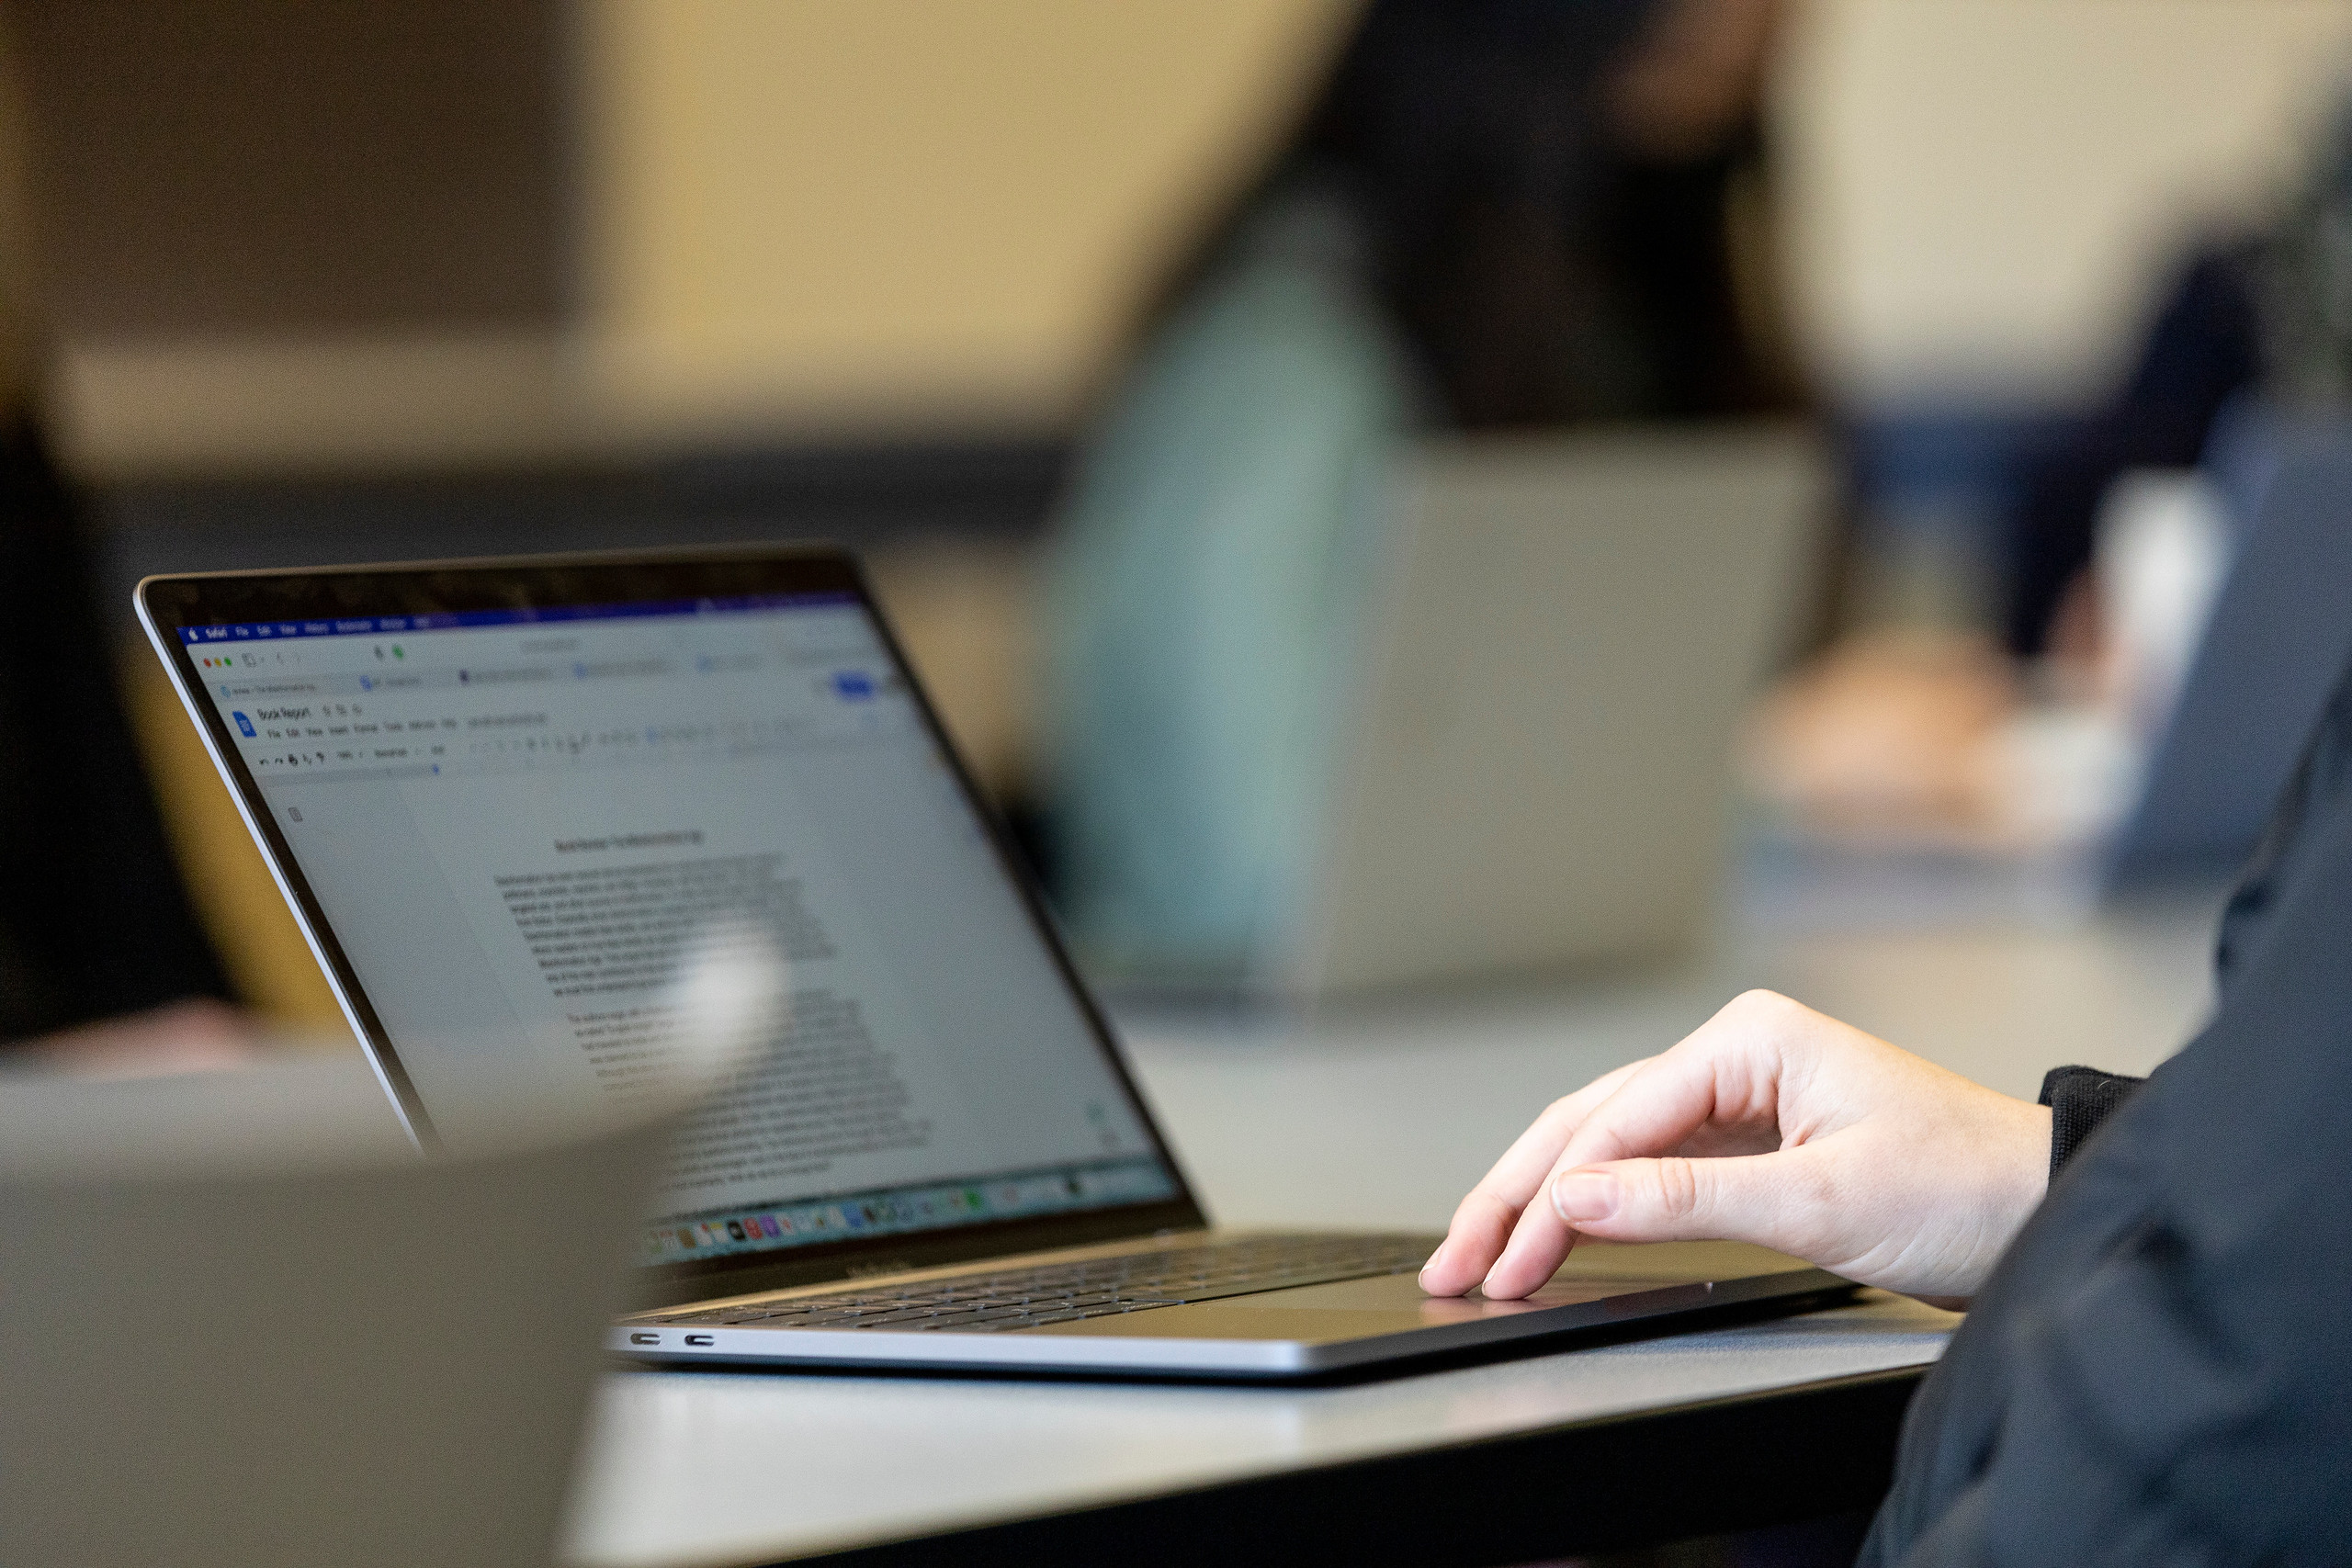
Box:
1046, 0, 1796, 976
2001, 79, 2352, 663
0, 243, 252, 1071
1751, 79, 2352, 847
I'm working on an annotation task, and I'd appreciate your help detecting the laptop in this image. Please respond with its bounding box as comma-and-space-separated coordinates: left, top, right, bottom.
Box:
1089, 424, 1827, 998
138, 547, 1849, 1380
1291, 425, 1827, 995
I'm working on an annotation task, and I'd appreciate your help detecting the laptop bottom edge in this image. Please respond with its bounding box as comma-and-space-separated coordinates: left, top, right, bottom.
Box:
609, 1268, 1858, 1383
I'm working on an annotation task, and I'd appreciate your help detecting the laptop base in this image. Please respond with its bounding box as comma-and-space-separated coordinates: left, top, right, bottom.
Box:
614, 1238, 1854, 1382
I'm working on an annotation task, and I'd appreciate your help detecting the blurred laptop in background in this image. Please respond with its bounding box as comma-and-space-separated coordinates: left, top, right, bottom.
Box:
1067, 426, 1826, 1000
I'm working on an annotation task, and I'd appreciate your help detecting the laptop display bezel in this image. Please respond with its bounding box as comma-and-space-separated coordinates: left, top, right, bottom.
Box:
136, 546, 1209, 1303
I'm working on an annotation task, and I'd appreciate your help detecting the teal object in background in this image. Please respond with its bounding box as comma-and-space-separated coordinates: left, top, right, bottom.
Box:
1046, 185, 1423, 978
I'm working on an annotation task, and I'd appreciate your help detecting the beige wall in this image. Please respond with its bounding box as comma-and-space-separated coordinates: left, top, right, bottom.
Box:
582, 0, 2352, 438
1775, 0, 2352, 405
36, 0, 2352, 473
42, 0, 1357, 474
573, 0, 1358, 445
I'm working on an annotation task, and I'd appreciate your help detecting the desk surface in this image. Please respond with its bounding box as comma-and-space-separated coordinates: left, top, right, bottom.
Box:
565, 899, 2221, 1567
569, 1294, 1956, 1568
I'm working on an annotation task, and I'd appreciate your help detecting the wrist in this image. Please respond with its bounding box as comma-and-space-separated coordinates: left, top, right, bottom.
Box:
1921, 1100, 2049, 1311
2023, 1101, 2054, 1200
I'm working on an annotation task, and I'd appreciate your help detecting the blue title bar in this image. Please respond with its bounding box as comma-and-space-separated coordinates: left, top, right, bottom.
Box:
175, 592, 858, 645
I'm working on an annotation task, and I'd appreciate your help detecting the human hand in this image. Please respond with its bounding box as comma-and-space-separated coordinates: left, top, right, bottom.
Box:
28, 998, 263, 1080
1418, 990, 2052, 1307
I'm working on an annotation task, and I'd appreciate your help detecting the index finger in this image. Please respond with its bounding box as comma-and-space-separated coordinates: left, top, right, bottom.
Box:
1478, 1004, 1788, 1298
1418, 1056, 1650, 1296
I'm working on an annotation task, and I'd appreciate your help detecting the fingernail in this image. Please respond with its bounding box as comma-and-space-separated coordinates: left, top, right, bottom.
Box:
1552, 1169, 1619, 1223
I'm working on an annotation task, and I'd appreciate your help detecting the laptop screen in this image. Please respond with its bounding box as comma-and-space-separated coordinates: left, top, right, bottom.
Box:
156, 562, 1185, 1284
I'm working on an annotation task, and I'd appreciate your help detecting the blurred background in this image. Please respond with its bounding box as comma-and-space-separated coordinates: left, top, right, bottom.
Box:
5, 0, 2352, 1036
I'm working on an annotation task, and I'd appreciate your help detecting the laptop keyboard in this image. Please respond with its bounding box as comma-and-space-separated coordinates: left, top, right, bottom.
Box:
648, 1233, 1436, 1334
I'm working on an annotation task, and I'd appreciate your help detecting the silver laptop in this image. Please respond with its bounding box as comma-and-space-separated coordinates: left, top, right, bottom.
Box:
1095, 424, 1826, 998
138, 547, 1847, 1380
1292, 426, 1827, 994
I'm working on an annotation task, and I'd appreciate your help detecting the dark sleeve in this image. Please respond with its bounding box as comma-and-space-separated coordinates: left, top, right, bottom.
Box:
2036, 1066, 2143, 1179
1862, 655, 2352, 1566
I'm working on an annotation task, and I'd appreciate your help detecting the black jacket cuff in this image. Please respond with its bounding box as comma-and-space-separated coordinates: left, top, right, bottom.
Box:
2038, 1066, 2144, 1179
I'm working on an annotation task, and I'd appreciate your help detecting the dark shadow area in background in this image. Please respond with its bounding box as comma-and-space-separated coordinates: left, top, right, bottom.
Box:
1574, 1511, 1876, 1568
85, 439, 1071, 634
0, 420, 229, 1037
764, 1370, 1915, 1568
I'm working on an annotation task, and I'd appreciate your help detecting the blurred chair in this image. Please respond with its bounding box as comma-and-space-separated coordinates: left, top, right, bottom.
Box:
2106, 403, 2352, 887
0, 1051, 673, 1568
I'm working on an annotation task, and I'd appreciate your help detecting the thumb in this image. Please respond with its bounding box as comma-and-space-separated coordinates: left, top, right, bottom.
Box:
1549, 1150, 1821, 1254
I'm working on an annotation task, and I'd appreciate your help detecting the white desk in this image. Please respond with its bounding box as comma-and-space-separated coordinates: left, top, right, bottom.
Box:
566, 897, 2222, 1567
1127, 901, 2216, 1236
569, 1294, 1953, 1568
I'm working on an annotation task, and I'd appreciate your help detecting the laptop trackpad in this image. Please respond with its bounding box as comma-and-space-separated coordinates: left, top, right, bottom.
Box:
1025, 1270, 1710, 1343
